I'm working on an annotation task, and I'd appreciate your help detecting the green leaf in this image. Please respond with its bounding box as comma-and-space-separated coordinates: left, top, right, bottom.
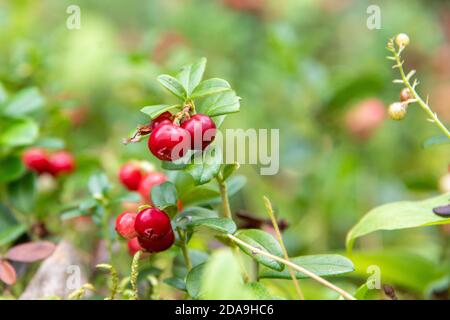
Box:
185, 145, 222, 186
3, 87, 45, 116
140, 104, 181, 119
163, 277, 186, 292
157, 75, 187, 100
88, 173, 111, 197
185, 263, 205, 299
7, 172, 36, 213
221, 163, 240, 181
259, 254, 354, 279
235, 229, 284, 271
175, 207, 218, 230
225, 175, 246, 197
200, 249, 254, 299
190, 78, 231, 99
346, 193, 450, 251
179, 184, 221, 206
0, 117, 38, 147
198, 90, 240, 117
188, 217, 236, 234
245, 282, 281, 300
151, 181, 178, 214
177, 58, 207, 96
61, 208, 85, 220
172, 249, 209, 279
0, 224, 27, 247
423, 135, 450, 148
0, 155, 25, 183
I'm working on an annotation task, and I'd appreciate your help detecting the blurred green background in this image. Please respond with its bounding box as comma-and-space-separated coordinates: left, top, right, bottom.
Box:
1, 0, 449, 299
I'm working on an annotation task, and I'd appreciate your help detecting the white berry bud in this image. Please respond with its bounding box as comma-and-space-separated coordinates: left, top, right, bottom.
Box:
388, 102, 407, 120
395, 33, 410, 48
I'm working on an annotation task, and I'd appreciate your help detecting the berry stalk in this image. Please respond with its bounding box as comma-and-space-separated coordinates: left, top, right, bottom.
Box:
387, 35, 450, 138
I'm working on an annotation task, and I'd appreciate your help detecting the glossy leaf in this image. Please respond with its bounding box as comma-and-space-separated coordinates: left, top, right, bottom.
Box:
172, 249, 209, 279
0, 224, 27, 247
190, 78, 231, 99
188, 217, 236, 234
140, 104, 181, 119
157, 75, 187, 100
151, 181, 178, 215
235, 229, 284, 271
185, 145, 222, 185
198, 90, 240, 117
88, 172, 111, 196
6, 241, 56, 262
346, 193, 450, 251
0, 260, 16, 285
259, 254, 354, 279
221, 163, 240, 181
185, 263, 205, 299
163, 277, 186, 292
177, 57, 207, 96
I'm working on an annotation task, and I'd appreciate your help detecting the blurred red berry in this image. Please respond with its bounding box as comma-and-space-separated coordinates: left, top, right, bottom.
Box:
148, 123, 191, 161
115, 211, 138, 239
344, 99, 386, 140
119, 162, 143, 191
22, 148, 50, 174
138, 172, 167, 203
181, 114, 216, 150
48, 151, 75, 176
134, 207, 171, 240
138, 228, 175, 252
127, 238, 143, 256
151, 112, 173, 130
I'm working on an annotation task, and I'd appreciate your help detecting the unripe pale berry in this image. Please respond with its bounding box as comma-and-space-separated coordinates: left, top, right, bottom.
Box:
22, 148, 50, 174
138, 228, 175, 252
399, 88, 413, 102
134, 207, 171, 240
138, 172, 167, 203
48, 151, 75, 176
115, 211, 138, 239
181, 114, 216, 150
119, 162, 143, 191
388, 102, 407, 120
395, 33, 410, 48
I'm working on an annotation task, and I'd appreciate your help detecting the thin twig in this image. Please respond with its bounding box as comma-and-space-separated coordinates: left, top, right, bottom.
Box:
263, 196, 305, 300
228, 234, 356, 300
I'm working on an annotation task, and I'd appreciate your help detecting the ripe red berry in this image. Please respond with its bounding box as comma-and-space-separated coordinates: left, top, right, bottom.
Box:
134, 207, 171, 240
181, 114, 216, 150
48, 151, 75, 176
118, 162, 143, 191
148, 123, 191, 161
138, 172, 167, 203
22, 148, 50, 174
115, 211, 138, 239
127, 238, 143, 256
151, 112, 173, 130
137, 228, 175, 252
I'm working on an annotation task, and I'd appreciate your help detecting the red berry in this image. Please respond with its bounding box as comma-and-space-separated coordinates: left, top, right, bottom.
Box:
22, 148, 50, 174
48, 151, 75, 176
119, 162, 143, 191
115, 211, 138, 239
151, 112, 173, 130
138, 228, 175, 252
134, 207, 171, 240
181, 114, 216, 150
127, 238, 143, 256
138, 172, 167, 203
148, 123, 191, 161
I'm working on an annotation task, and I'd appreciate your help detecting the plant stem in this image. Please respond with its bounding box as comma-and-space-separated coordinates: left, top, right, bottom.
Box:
177, 228, 192, 271
228, 234, 356, 300
216, 174, 232, 219
130, 250, 142, 300
390, 42, 450, 138
263, 196, 305, 300
216, 173, 250, 283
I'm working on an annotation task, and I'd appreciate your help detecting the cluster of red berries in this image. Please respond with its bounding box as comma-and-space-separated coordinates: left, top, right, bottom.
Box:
118, 161, 167, 203
115, 207, 174, 255
22, 148, 75, 176
148, 112, 216, 161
